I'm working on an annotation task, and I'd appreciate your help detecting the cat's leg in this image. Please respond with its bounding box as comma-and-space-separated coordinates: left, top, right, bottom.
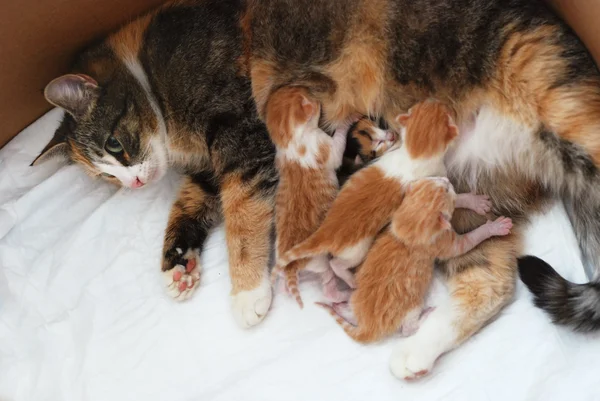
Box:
162, 173, 221, 300
389, 211, 520, 380
220, 171, 275, 328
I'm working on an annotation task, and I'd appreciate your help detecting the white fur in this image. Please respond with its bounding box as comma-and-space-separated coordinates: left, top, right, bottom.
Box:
337, 237, 374, 266
377, 144, 447, 181
98, 55, 169, 188
389, 275, 457, 380
231, 277, 273, 328
278, 125, 326, 168
445, 106, 536, 190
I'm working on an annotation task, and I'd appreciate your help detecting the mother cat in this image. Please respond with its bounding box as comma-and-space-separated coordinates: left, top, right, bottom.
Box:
33, 0, 600, 379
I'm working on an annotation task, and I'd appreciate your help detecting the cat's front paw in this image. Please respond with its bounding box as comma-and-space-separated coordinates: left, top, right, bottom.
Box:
162, 247, 201, 301
231, 279, 272, 328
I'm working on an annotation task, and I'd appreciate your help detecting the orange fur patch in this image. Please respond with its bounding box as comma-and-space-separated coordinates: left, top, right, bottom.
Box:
322, 0, 389, 122
220, 174, 273, 294
108, 13, 155, 61
399, 100, 458, 159
265, 86, 318, 148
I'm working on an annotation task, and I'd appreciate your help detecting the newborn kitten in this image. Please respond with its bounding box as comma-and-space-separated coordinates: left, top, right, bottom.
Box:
337, 116, 398, 185
276, 99, 460, 290
267, 86, 353, 308
317, 178, 512, 343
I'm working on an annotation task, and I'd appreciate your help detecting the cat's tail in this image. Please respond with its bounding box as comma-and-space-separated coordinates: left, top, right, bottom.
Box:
518, 255, 600, 332
315, 302, 379, 343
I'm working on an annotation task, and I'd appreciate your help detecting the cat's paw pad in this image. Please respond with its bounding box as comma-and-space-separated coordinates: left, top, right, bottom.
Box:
162, 248, 201, 301
231, 279, 272, 328
470, 194, 492, 215
486, 216, 513, 236
389, 342, 435, 381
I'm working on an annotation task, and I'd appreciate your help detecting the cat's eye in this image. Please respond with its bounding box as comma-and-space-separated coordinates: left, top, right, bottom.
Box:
100, 172, 115, 178
105, 136, 123, 154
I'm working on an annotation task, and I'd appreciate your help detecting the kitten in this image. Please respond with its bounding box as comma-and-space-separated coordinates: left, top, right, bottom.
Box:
275, 100, 461, 290
266, 86, 353, 308
337, 116, 398, 185
317, 177, 512, 344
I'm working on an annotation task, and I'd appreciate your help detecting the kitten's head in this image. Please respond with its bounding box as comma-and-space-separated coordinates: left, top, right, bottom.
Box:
345, 116, 398, 164
393, 177, 456, 246
32, 56, 168, 189
396, 99, 458, 162
265, 86, 321, 148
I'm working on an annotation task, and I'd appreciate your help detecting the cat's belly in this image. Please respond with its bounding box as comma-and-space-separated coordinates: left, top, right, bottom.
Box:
445, 106, 538, 190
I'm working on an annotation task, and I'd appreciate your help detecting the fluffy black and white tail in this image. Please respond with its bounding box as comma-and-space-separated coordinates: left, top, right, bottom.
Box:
518, 255, 600, 332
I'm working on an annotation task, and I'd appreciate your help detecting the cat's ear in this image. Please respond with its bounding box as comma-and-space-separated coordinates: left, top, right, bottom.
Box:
30, 121, 71, 166
44, 74, 99, 119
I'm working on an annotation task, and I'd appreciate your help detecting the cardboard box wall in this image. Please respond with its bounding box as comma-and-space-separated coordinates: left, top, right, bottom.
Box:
0, 0, 597, 149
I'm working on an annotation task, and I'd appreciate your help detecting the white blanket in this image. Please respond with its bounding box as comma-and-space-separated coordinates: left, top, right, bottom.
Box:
1, 109, 599, 401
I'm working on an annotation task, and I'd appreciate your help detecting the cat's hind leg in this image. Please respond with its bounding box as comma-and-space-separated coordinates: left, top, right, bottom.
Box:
390, 212, 520, 380
162, 173, 221, 300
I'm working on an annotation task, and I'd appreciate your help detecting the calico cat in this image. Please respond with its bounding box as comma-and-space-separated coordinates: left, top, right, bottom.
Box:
266, 86, 352, 308
245, 0, 600, 378
317, 178, 512, 346
35, 0, 600, 371
275, 100, 458, 290
32, 0, 278, 329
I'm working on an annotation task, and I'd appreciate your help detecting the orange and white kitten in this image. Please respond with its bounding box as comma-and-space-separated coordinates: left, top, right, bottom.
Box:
317, 178, 513, 343
266, 86, 353, 308
275, 99, 460, 289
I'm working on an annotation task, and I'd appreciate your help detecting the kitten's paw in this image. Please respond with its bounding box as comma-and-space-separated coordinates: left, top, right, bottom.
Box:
486, 216, 513, 236
389, 341, 436, 381
231, 279, 272, 328
469, 194, 492, 215
162, 247, 201, 301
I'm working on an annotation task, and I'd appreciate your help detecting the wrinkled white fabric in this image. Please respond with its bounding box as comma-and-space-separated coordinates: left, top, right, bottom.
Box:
0, 109, 598, 401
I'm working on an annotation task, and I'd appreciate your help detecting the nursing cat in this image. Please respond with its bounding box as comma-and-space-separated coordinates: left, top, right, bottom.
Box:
34, 0, 600, 377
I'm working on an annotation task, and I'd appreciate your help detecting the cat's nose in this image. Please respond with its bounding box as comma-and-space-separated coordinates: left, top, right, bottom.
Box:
386, 131, 396, 141
132, 177, 145, 188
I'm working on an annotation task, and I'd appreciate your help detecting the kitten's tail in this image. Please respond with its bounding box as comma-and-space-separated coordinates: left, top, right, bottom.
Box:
518, 255, 600, 332
315, 302, 379, 343
285, 261, 304, 308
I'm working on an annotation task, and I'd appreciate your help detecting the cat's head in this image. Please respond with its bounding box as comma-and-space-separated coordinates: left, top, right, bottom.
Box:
393, 177, 456, 246
264, 86, 321, 148
346, 116, 398, 164
32, 65, 169, 189
396, 99, 458, 163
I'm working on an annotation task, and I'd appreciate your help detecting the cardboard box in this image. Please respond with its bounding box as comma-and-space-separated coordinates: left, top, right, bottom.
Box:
0, 0, 596, 149
0, 0, 166, 149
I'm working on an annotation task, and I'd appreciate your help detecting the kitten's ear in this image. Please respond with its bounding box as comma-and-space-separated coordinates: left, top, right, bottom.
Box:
30, 121, 71, 166
438, 213, 453, 231
300, 95, 319, 122
44, 74, 99, 119
447, 114, 459, 141
396, 113, 410, 127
